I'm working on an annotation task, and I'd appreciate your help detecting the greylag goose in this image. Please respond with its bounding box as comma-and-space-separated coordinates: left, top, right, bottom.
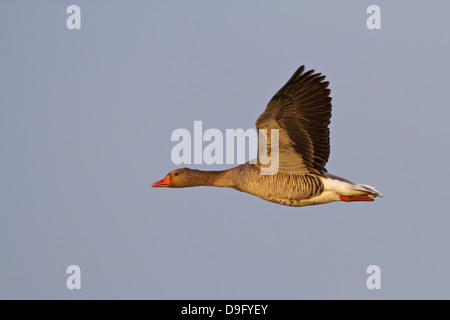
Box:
152, 66, 382, 207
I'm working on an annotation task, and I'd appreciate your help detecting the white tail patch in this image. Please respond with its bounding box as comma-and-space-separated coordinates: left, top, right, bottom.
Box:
322, 177, 383, 198
355, 184, 383, 197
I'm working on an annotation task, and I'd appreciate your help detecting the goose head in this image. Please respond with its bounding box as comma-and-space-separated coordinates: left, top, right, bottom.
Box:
151, 168, 196, 188
152, 168, 231, 188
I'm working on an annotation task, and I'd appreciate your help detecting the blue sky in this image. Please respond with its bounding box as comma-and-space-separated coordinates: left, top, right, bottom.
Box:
1, 1, 449, 299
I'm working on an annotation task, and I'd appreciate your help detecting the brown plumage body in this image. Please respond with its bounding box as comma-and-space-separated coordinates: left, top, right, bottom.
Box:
152, 66, 382, 207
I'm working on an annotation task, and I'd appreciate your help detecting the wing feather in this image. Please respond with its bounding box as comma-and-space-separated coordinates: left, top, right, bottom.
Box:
255, 66, 332, 175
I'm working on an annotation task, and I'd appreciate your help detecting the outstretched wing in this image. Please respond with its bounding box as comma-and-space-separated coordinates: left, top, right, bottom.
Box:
255, 66, 332, 175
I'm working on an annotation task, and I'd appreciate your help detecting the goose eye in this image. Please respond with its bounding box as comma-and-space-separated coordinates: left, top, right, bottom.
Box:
174, 173, 179, 176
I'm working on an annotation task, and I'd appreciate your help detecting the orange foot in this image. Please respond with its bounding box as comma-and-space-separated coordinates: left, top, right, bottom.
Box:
340, 195, 374, 202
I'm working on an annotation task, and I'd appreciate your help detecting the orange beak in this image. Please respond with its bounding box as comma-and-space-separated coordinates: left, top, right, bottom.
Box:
152, 174, 171, 187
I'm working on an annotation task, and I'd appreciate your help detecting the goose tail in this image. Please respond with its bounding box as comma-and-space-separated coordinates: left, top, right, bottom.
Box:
351, 183, 383, 198
322, 173, 383, 202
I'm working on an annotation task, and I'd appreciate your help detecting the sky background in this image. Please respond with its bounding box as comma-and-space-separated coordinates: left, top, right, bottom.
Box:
1, 1, 450, 299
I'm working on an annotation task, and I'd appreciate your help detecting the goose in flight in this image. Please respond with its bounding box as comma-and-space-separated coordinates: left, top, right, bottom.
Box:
152, 66, 382, 207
